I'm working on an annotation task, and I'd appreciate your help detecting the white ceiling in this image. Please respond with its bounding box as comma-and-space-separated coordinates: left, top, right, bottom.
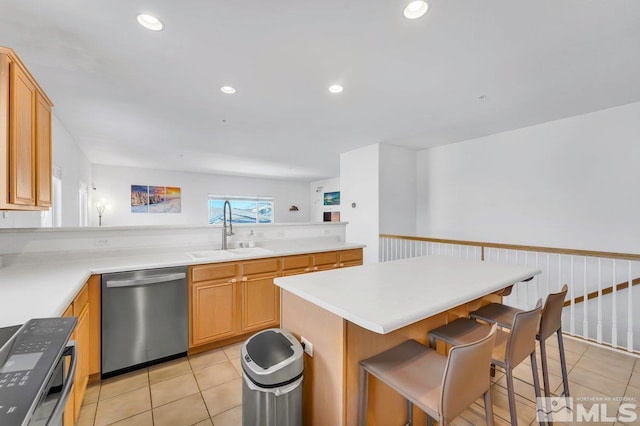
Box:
1, 0, 639, 181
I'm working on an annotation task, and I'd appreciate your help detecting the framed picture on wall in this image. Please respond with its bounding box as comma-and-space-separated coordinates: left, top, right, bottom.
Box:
131, 185, 149, 213
323, 191, 340, 206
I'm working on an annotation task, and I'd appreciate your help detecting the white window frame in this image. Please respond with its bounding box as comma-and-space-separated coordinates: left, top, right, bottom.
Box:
208, 195, 274, 224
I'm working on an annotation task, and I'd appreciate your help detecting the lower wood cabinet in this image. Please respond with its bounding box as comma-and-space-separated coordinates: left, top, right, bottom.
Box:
241, 258, 280, 333
190, 263, 240, 346
60, 275, 99, 425
189, 249, 363, 349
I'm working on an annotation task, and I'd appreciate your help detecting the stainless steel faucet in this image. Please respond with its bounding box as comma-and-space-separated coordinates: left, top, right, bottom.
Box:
221, 200, 233, 249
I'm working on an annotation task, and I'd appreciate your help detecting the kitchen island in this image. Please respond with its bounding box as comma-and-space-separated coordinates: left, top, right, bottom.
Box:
274, 255, 541, 426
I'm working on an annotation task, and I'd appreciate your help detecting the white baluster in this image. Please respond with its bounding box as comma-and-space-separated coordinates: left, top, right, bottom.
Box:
597, 258, 602, 343
583, 257, 588, 340
568, 255, 576, 336
612, 260, 617, 348
627, 261, 633, 352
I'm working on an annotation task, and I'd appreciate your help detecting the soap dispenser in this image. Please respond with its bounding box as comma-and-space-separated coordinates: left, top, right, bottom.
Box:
248, 230, 256, 248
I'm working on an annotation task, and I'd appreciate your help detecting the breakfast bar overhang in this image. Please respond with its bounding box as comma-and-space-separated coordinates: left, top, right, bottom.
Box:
274, 255, 542, 425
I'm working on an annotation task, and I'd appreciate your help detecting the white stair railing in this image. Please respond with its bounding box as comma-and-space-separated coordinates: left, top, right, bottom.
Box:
379, 234, 640, 353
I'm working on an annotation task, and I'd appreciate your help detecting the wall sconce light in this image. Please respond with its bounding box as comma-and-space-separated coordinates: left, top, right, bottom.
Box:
96, 199, 111, 226
289, 205, 299, 212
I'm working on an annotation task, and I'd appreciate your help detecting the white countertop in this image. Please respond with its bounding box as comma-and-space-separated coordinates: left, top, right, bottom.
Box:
0, 240, 364, 327
274, 255, 541, 334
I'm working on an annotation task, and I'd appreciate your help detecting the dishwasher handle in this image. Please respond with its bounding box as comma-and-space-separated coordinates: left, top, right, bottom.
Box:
106, 272, 186, 288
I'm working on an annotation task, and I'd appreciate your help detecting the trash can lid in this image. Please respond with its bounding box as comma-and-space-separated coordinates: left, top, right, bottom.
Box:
242, 328, 303, 387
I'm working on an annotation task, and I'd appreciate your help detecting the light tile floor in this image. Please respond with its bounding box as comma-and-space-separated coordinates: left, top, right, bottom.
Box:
76, 337, 639, 425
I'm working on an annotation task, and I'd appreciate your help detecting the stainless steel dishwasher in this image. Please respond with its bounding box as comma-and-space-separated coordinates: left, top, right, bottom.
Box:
101, 266, 188, 378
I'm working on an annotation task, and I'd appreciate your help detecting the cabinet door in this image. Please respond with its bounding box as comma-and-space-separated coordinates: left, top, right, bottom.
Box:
73, 304, 90, 421
191, 279, 239, 346
35, 93, 51, 207
9, 61, 36, 206
241, 259, 280, 332
60, 305, 75, 426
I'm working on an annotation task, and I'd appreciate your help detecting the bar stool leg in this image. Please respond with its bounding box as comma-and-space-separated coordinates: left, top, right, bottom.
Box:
505, 370, 518, 426
427, 415, 434, 426
556, 329, 570, 397
358, 365, 368, 426
406, 400, 413, 426
484, 389, 495, 426
539, 338, 551, 398
530, 352, 544, 426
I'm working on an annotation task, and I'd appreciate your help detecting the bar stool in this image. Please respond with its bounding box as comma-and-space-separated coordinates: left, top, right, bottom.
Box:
471, 284, 570, 398
358, 324, 497, 426
429, 301, 542, 426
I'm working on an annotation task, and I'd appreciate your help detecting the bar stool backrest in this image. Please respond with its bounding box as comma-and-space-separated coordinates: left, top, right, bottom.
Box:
506, 300, 542, 368
440, 324, 497, 421
539, 284, 569, 340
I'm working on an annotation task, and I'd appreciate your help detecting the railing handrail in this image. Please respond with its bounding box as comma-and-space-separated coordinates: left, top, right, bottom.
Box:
379, 234, 640, 262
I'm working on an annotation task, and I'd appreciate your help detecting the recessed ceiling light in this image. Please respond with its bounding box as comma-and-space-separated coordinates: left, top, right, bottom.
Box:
328, 85, 344, 94
220, 86, 236, 94
403, 1, 429, 20
137, 14, 163, 31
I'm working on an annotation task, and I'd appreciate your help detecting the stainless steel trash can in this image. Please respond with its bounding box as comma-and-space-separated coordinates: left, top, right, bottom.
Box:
242, 328, 304, 426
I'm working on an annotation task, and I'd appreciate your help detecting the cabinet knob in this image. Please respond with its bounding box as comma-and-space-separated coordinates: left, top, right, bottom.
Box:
229, 278, 237, 283
304, 268, 310, 272
313, 266, 318, 271
339, 263, 344, 267
242, 277, 248, 282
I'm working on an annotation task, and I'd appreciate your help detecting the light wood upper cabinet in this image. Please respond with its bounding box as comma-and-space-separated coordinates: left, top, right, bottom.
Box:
35, 93, 52, 207
0, 47, 53, 210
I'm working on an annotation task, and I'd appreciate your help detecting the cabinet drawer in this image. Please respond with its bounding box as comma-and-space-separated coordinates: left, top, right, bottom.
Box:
313, 251, 338, 268
73, 284, 88, 316
339, 249, 363, 263
281, 255, 311, 272
242, 258, 279, 276
191, 263, 237, 282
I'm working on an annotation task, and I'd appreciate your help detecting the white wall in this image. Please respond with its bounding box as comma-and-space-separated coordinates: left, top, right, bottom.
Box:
52, 115, 92, 227
91, 164, 311, 226
0, 114, 91, 228
309, 177, 340, 222
379, 144, 416, 236
341, 144, 380, 264
417, 101, 640, 253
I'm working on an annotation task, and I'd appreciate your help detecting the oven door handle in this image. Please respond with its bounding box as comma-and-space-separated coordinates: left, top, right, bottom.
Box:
48, 341, 77, 424
106, 272, 186, 288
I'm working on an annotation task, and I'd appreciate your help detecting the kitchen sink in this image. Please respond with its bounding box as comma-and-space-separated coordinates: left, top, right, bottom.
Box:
225, 247, 275, 256
186, 250, 239, 260
187, 247, 275, 260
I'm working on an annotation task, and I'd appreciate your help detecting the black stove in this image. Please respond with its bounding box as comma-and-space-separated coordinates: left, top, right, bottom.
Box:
0, 317, 77, 426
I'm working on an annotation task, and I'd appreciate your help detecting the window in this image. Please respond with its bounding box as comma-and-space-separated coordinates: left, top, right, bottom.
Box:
208, 195, 274, 224
41, 166, 62, 227
78, 182, 89, 226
